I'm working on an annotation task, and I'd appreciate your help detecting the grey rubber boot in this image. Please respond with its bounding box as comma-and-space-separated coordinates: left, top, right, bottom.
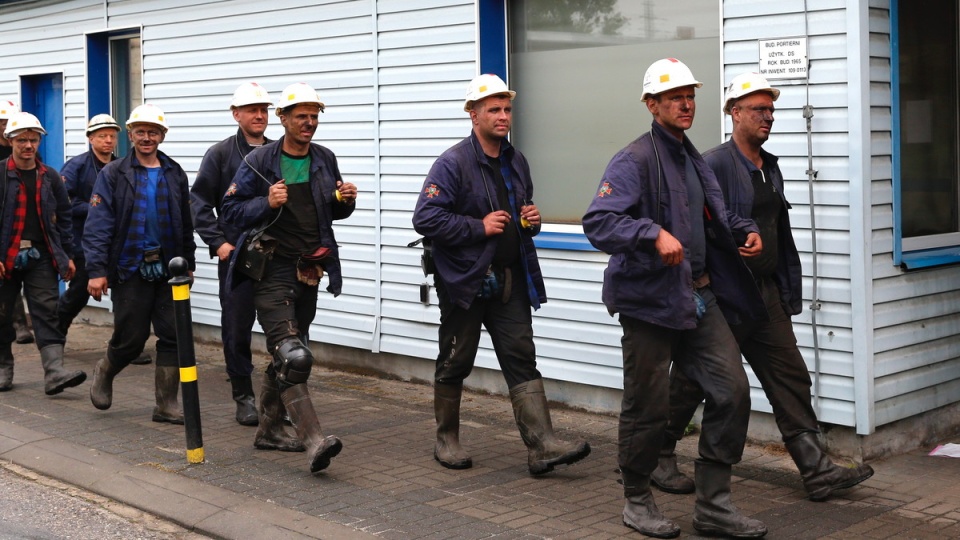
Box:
280, 383, 342, 473
693, 460, 767, 538
152, 366, 184, 424
509, 379, 591, 475
40, 344, 87, 395
785, 432, 874, 501
13, 295, 34, 345
0, 342, 13, 391
230, 375, 259, 426
652, 438, 695, 494
90, 356, 123, 410
621, 470, 681, 538
254, 374, 305, 452
434, 382, 472, 469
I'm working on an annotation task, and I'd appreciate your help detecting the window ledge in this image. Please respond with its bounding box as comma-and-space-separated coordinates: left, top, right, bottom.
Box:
900, 247, 960, 270
532, 231, 597, 251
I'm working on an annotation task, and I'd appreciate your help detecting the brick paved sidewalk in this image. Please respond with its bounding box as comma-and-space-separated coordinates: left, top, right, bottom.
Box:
2, 321, 960, 539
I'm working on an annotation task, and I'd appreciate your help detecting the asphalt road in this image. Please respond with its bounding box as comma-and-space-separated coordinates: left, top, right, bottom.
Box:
0, 462, 210, 540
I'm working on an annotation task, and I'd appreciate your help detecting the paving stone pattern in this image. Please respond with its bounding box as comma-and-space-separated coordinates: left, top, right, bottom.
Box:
2, 323, 960, 538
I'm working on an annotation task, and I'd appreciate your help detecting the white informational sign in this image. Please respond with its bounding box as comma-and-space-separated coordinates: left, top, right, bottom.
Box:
758, 38, 808, 80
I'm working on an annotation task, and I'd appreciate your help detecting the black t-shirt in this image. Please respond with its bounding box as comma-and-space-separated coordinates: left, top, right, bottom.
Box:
0, 145, 10, 160
267, 152, 322, 258
18, 168, 46, 248
485, 155, 520, 269
744, 161, 781, 278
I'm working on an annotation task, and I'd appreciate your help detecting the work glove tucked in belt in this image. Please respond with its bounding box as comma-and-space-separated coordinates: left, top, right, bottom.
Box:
14, 247, 40, 270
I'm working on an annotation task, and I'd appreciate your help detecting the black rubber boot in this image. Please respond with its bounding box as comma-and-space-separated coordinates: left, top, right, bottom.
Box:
90, 356, 124, 410
0, 342, 13, 391
652, 438, 695, 494
621, 470, 681, 538
13, 295, 34, 345
230, 375, 259, 426
509, 379, 591, 476
693, 460, 767, 538
152, 366, 184, 424
785, 432, 874, 501
280, 383, 342, 473
254, 374, 305, 452
40, 344, 87, 395
434, 382, 472, 469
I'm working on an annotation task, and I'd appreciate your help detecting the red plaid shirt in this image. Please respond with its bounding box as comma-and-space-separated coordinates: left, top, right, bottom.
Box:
4, 157, 44, 273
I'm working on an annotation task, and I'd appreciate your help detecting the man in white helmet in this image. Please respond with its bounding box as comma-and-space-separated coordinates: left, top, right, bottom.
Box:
84, 103, 197, 425
0, 112, 86, 395
57, 115, 125, 332
0, 100, 36, 346
654, 72, 874, 502
190, 82, 280, 428
412, 74, 590, 477
583, 58, 767, 538
221, 82, 357, 473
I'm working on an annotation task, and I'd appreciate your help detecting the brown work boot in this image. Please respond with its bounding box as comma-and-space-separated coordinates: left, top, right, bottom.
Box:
90, 357, 123, 410
0, 342, 13, 391
509, 379, 590, 475
621, 470, 681, 538
230, 375, 258, 426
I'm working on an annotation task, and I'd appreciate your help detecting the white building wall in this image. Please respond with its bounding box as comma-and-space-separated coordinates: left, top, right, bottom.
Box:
4, 0, 958, 433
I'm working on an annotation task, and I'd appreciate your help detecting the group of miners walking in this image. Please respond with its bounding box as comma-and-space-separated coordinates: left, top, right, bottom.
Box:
0, 57, 876, 538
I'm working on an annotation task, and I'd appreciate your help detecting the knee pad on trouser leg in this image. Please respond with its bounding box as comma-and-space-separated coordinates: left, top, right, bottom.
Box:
272, 337, 313, 388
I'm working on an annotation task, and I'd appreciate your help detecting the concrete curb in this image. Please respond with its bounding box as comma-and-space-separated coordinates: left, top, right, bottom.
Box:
0, 420, 373, 540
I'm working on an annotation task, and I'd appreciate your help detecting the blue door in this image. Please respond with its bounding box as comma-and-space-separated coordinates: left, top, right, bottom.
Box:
20, 73, 64, 170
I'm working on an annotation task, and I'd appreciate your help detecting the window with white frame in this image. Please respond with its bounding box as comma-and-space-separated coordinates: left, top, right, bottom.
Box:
87, 29, 142, 157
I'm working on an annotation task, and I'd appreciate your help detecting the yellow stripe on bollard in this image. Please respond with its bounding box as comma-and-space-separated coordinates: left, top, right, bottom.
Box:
172, 284, 190, 301
186, 447, 204, 464
180, 366, 198, 383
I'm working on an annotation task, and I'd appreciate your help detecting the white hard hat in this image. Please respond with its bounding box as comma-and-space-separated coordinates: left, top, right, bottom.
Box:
0, 100, 19, 120
464, 74, 516, 112
275, 83, 325, 116
126, 103, 169, 132
640, 58, 702, 101
3, 111, 46, 139
86, 113, 121, 135
723, 72, 780, 114
231, 82, 272, 109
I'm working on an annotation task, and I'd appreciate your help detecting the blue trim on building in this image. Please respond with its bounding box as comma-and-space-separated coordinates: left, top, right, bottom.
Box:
86, 33, 110, 120
477, 0, 507, 79
533, 231, 598, 252
900, 247, 960, 270
890, 0, 903, 265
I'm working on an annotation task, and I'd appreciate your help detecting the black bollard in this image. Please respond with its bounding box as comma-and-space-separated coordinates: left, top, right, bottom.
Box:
168, 257, 204, 463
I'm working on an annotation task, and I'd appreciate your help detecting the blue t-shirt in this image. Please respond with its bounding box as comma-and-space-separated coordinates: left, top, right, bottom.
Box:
143, 166, 162, 250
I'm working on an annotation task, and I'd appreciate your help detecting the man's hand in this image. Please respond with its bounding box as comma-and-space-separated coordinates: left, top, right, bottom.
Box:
739, 232, 763, 258
87, 276, 109, 301
519, 204, 540, 228
483, 210, 511, 236
0, 261, 4, 279
655, 228, 684, 266
268, 179, 288, 208
63, 260, 76, 282
335, 181, 358, 204
217, 242, 235, 262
